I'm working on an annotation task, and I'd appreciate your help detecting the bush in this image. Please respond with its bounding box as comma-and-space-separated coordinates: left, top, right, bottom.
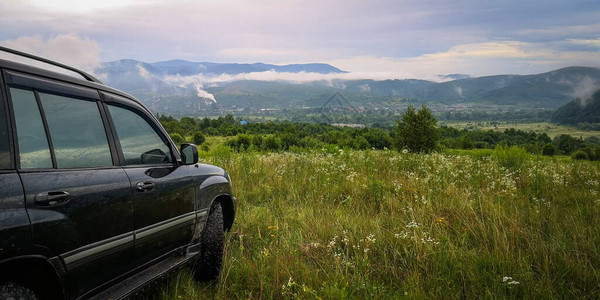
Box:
225, 134, 251, 151
363, 128, 392, 149
169, 133, 184, 145
351, 136, 370, 150
541, 143, 557, 156
492, 145, 528, 170
571, 150, 589, 160
263, 135, 282, 151
193, 131, 206, 145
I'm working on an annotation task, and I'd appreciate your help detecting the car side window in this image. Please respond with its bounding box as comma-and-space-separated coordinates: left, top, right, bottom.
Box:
107, 104, 173, 165
9, 87, 113, 169
9, 88, 53, 169
38, 92, 112, 168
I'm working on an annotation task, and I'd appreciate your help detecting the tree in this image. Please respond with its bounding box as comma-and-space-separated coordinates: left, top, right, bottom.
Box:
394, 105, 439, 153
541, 143, 557, 156
553, 134, 582, 155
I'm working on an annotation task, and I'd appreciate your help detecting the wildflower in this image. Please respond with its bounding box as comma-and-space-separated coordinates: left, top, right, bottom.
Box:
502, 276, 520, 285
328, 240, 336, 249
405, 221, 421, 228
394, 232, 409, 239
267, 225, 278, 230
261, 248, 269, 257
366, 234, 376, 244
436, 217, 447, 223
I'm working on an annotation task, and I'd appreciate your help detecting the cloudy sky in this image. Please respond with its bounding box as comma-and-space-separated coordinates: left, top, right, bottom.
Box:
1, 0, 599, 79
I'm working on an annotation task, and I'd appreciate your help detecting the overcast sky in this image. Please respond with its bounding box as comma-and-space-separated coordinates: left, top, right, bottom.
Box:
1, 0, 599, 79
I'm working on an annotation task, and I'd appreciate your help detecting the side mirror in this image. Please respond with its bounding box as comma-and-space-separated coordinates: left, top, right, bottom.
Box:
180, 143, 198, 165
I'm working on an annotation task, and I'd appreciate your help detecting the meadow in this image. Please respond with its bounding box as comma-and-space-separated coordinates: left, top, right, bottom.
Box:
160, 146, 600, 299
444, 121, 600, 139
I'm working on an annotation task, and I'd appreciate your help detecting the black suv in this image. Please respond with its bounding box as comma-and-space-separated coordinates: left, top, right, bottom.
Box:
0, 47, 235, 299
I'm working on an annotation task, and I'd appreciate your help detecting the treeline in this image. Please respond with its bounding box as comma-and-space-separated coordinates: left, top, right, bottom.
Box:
157, 114, 600, 160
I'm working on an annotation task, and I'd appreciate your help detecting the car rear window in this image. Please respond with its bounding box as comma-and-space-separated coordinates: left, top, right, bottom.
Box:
10, 87, 113, 169
39, 92, 112, 168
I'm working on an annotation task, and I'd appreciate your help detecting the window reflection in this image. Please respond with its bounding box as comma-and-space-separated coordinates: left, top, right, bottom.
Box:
108, 105, 172, 165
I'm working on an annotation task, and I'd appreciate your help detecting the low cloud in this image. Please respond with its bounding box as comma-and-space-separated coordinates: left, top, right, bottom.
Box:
136, 63, 151, 79
163, 70, 422, 87
161, 74, 217, 103
571, 76, 600, 107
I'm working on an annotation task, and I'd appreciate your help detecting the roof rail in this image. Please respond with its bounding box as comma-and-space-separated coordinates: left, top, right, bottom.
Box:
0, 46, 102, 83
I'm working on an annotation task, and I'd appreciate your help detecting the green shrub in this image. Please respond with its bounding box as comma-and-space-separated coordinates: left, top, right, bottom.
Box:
571, 150, 588, 160
542, 143, 557, 156
263, 135, 281, 151
492, 145, 528, 170
169, 133, 184, 145
192, 131, 206, 145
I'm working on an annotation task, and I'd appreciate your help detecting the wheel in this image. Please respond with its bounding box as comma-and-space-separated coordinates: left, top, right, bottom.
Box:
0, 282, 38, 300
193, 202, 224, 281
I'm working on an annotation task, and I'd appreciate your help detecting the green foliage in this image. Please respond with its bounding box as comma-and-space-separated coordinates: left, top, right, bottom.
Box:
158, 114, 599, 160
192, 131, 206, 145
541, 143, 557, 156
395, 105, 439, 153
492, 145, 529, 170
169, 133, 184, 145
571, 150, 589, 160
362, 128, 392, 149
263, 135, 282, 151
553, 134, 583, 155
225, 134, 251, 152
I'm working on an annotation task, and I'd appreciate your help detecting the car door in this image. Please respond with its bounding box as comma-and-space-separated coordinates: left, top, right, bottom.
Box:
0, 79, 29, 262
4, 71, 135, 298
102, 92, 196, 266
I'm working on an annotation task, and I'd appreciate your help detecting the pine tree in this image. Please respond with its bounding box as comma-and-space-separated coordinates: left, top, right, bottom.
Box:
395, 105, 439, 153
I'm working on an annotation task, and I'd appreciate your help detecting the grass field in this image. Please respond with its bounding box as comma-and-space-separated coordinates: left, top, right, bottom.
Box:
159, 147, 600, 299
443, 121, 600, 139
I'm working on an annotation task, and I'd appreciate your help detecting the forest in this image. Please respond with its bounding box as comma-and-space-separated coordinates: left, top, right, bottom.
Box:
158, 113, 600, 161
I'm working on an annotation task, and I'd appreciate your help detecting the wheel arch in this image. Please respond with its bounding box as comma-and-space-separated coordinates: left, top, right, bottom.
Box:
0, 256, 65, 299
198, 174, 235, 232
212, 194, 235, 231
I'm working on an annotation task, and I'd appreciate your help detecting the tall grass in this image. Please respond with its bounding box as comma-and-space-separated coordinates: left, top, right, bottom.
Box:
162, 148, 600, 299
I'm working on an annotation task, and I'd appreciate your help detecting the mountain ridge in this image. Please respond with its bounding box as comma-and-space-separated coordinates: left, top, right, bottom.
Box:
93, 61, 600, 115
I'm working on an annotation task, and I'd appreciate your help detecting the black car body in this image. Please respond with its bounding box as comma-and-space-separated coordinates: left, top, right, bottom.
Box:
0, 47, 235, 299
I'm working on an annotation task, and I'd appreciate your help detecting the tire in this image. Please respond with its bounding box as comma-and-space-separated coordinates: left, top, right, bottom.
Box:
0, 282, 38, 300
193, 202, 224, 281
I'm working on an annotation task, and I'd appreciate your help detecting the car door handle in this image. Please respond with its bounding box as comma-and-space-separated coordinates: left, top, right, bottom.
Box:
35, 191, 71, 206
135, 181, 155, 192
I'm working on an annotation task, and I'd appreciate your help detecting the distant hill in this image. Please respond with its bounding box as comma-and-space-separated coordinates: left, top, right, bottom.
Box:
342, 67, 600, 106
92, 61, 600, 115
551, 89, 600, 124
